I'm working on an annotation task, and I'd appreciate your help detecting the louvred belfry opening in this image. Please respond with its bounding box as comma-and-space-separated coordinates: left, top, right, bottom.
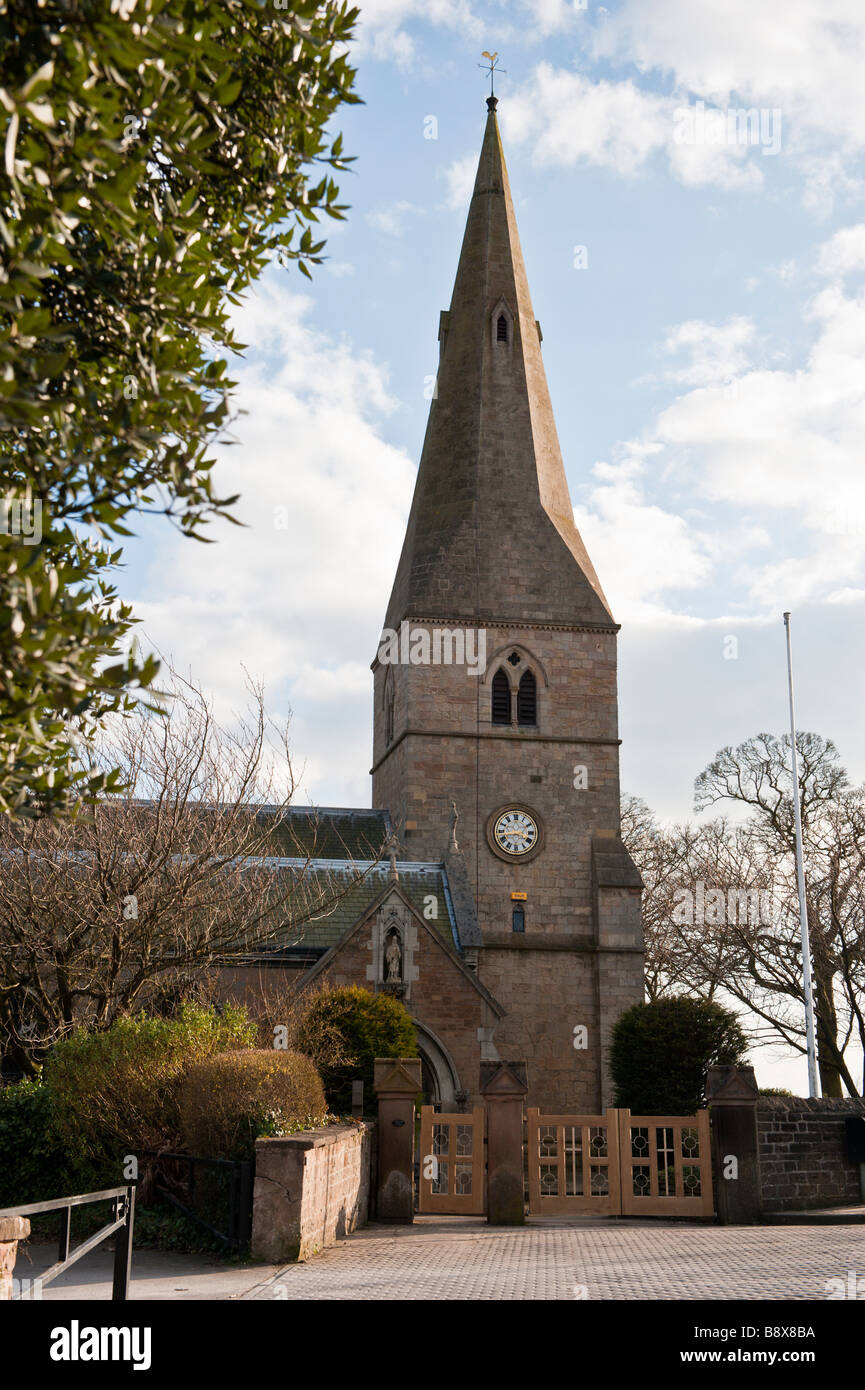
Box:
517, 670, 537, 726
491, 669, 511, 724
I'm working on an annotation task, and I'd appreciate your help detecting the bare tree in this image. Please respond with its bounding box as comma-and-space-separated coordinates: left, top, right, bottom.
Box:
623, 732, 865, 1096
621, 799, 751, 1004
0, 669, 384, 1076
695, 732, 865, 1096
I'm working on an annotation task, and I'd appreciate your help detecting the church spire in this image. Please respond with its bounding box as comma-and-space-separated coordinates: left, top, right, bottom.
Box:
383, 99, 614, 631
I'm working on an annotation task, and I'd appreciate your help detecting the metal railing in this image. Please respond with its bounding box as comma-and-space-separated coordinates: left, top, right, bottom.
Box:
137, 1151, 252, 1254
0, 1185, 136, 1301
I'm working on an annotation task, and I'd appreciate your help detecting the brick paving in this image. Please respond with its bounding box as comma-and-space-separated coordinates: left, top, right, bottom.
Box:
244, 1215, 865, 1301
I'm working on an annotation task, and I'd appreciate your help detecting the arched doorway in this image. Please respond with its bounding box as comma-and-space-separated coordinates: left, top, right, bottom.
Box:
412, 1019, 461, 1110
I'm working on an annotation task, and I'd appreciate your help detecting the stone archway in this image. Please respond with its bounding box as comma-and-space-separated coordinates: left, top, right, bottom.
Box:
412, 1019, 461, 1110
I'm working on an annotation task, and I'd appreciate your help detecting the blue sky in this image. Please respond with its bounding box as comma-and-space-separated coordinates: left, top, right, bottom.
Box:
119, 1, 865, 1086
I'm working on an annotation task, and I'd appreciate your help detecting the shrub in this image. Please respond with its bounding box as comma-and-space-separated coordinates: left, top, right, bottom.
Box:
45, 1002, 256, 1163
609, 996, 748, 1114
297, 985, 417, 1114
243, 977, 355, 1073
178, 1049, 327, 1160
0, 1079, 74, 1207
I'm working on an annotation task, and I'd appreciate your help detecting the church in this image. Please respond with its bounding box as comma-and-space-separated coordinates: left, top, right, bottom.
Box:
228, 97, 644, 1113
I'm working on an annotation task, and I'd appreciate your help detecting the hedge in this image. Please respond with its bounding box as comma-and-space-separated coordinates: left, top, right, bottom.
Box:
178, 1049, 327, 1161
44, 1002, 256, 1164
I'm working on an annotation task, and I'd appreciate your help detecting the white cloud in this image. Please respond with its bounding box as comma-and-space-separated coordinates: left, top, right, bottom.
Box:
797, 153, 865, 221
595, 0, 865, 151
502, 64, 769, 189
365, 200, 423, 237
662, 316, 757, 387
520, 0, 585, 36
441, 154, 476, 211
575, 222, 865, 621
351, 0, 481, 65
133, 276, 416, 805
575, 477, 715, 623
771, 259, 797, 285
816, 223, 865, 278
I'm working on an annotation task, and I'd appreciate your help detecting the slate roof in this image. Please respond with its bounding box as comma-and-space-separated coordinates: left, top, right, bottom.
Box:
254, 806, 392, 861
236, 857, 459, 960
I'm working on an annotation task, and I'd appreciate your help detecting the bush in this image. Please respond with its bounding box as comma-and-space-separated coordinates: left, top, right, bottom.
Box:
178, 1049, 327, 1161
0, 1079, 75, 1207
45, 1002, 256, 1164
242, 977, 355, 1073
297, 985, 417, 1114
609, 996, 748, 1114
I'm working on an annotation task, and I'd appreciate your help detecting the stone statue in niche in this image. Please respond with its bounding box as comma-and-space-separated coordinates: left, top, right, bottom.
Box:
384, 928, 402, 982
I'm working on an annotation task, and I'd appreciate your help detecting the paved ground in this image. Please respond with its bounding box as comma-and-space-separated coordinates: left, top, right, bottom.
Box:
13, 1216, 865, 1300
12, 1244, 282, 1301
244, 1216, 865, 1301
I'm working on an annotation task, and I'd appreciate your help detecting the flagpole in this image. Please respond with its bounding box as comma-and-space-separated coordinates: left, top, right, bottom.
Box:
783, 611, 821, 1099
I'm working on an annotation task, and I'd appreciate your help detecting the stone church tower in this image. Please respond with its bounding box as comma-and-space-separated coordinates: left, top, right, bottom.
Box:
371, 97, 644, 1111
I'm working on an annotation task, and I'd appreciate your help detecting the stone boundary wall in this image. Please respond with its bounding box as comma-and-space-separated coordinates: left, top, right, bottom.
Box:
251, 1121, 373, 1263
757, 1097, 865, 1212
0, 1217, 30, 1300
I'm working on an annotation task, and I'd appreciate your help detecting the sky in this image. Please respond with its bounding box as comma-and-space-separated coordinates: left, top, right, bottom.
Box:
118, 1, 865, 1089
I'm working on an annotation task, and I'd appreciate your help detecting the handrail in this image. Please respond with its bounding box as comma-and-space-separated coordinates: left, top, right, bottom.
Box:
1, 1184, 135, 1301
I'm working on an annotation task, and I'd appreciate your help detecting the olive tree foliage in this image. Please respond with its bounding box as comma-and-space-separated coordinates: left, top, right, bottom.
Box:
0, 0, 359, 816
0, 667, 384, 1079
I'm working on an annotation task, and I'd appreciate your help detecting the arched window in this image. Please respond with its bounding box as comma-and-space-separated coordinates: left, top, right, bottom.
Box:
496, 314, 508, 343
491, 668, 511, 725
512, 905, 525, 933
517, 669, 537, 726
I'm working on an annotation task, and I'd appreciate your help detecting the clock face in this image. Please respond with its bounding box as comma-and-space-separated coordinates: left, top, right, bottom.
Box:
493, 808, 539, 857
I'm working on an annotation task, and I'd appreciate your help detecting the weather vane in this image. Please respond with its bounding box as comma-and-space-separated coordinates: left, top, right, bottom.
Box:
478, 51, 507, 99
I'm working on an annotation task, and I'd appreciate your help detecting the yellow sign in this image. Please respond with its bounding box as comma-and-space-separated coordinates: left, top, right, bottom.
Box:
511, 892, 527, 901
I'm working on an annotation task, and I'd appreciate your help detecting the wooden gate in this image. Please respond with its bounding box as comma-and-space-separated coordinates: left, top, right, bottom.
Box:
418, 1106, 485, 1214
527, 1107, 713, 1218
526, 1109, 621, 1214
618, 1110, 714, 1218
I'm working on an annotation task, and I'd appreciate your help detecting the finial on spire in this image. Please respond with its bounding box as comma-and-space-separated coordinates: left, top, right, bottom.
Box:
478, 50, 506, 104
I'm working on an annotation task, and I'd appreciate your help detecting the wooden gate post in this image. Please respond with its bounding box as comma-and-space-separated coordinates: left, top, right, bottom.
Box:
706, 1065, 761, 1224
480, 1060, 528, 1225
373, 1058, 422, 1224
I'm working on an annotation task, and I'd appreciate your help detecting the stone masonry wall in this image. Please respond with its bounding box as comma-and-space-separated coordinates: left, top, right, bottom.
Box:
370, 622, 642, 1113
757, 1097, 865, 1212
479, 945, 598, 1111
316, 909, 495, 1104
251, 1122, 373, 1264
